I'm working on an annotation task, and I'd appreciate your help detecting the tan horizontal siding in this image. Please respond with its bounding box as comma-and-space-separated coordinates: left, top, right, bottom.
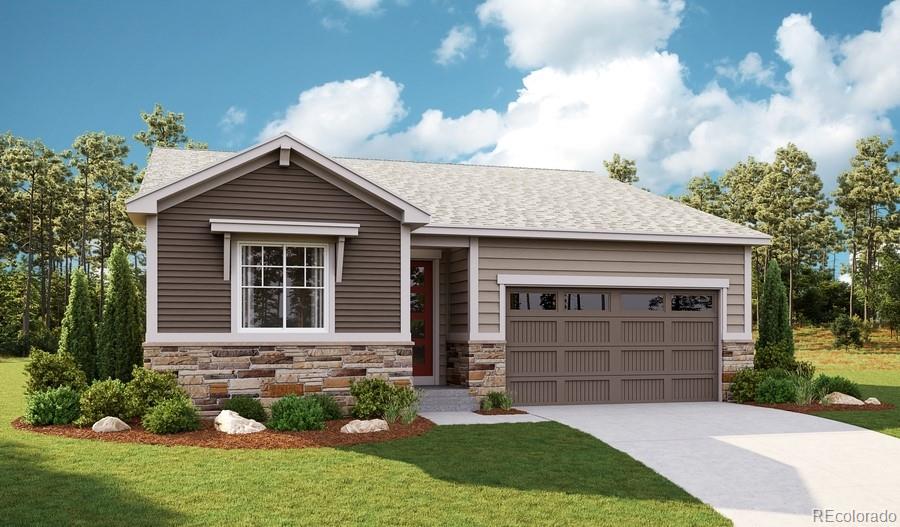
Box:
156, 162, 400, 333
477, 238, 747, 334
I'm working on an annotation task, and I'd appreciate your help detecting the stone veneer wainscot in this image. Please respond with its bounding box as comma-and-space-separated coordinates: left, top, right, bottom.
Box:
144, 344, 412, 417
446, 342, 507, 397
721, 340, 755, 401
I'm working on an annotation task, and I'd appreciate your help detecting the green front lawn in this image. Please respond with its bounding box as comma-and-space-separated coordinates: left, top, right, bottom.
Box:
0, 359, 727, 526
796, 326, 900, 439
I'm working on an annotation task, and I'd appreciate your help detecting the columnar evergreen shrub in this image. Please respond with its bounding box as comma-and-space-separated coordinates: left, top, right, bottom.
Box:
24, 349, 87, 394
58, 268, 97, 380
25, 386, 81, 425
756, 260, 794, 367
97, 245, 143, 381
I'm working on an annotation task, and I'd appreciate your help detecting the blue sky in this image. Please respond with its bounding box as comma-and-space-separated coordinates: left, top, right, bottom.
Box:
1, 0, 897, 196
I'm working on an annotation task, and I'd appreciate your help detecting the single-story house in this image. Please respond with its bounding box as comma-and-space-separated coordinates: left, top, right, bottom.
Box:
126, 133, 770, 412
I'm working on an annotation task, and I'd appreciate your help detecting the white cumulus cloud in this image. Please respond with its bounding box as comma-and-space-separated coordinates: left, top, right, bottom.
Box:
258, 72, 501, 159
337, 0, 381, 15
477, 0, 685, 69
219, 106, 247, 132
715, 52, 779, 89
435, 25, 477, 65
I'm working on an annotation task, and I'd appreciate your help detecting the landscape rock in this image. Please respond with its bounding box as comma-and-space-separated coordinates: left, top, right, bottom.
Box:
823, 392, 865, 406
864, 397, 882, 405
340, 419, 389, 434
214, 410, 266, 434
92, 416, 131, 433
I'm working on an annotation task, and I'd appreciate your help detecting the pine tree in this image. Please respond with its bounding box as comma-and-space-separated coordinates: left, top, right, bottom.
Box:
97, 244, 143, 381
58, 267, 97, 379
757, 260, 794, 357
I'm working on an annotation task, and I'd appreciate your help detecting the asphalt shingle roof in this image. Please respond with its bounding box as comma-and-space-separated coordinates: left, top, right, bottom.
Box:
135, 147, 768, 240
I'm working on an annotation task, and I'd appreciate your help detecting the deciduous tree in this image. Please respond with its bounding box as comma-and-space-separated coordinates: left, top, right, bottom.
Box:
603, 153, 638, 184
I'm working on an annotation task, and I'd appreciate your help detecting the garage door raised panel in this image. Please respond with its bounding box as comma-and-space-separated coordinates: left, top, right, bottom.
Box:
506, 288, 719, 405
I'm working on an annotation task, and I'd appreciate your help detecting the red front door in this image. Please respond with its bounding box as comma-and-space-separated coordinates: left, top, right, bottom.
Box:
410, 260, 433, 377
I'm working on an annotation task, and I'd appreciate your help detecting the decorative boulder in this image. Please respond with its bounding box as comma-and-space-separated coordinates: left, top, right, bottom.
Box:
823, 392, 865, 406
214, 410, 266, 435
340, 419, 389, 434
864, 397, 882, 405
92, 416, 131, 433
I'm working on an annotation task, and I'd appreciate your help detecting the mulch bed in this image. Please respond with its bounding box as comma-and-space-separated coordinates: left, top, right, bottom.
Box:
748, 402, 895, 414
11, 417, 434, 450
474, 408, 528, 415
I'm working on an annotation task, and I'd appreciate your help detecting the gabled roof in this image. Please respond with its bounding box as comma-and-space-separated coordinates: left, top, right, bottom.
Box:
126, 133, 431, 227
129, 134, 770, 245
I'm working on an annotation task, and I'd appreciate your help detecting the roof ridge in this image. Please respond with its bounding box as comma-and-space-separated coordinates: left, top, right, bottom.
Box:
336, 155, 596, 174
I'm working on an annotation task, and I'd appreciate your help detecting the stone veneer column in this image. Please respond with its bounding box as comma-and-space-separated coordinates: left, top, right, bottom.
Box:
721, 340, 754, 401
143, 344, 412, 417
445, 342, 506, 397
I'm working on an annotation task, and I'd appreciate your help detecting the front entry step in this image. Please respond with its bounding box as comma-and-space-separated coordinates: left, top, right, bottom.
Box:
418, 386, 478, 412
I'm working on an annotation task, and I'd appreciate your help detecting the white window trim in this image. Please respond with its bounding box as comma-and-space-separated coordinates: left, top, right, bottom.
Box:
230, 240, 335, 334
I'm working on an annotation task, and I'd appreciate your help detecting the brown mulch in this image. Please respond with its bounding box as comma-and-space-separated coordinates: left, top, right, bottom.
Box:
748, 402, 895, 414
11, 417, 434, 450
474, 408, 528, 415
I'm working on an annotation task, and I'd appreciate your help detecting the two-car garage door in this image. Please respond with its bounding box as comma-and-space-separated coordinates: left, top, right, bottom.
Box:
506, 288, 719, 405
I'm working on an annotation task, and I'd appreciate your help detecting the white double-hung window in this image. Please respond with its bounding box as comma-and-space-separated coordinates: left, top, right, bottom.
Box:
239, 243, 326, 330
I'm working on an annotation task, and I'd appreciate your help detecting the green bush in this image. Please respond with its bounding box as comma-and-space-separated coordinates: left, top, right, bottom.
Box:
24, 386, 81, 426
755, 376, 798, 404
831, 314, 864, 349
729, 368, 765, 403
813, 374, 862, 400
384, 387, 420, 424
24, 349, 87, 395
77, 379, 128, 426
754, 342, 795, 371
757, 260, 794, 355
97, 244, 143, 382
480, 391, 513, 411
124, 367, 184, 419
791, 373, 819, 405
142, 396, 201, 434
350, 378, 395, 419
269, 395, 325, 431
306, 394, 342, 421
58, 267, 97, 380
222, 396, 267, 422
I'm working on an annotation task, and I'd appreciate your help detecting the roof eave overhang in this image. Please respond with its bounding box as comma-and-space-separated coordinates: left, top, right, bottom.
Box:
412, 225, 772, 246
125, 133, 431, 227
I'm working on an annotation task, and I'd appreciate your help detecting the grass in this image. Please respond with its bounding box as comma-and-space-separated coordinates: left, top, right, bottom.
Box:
795, 326, 900, 439
0, 358, 727, 527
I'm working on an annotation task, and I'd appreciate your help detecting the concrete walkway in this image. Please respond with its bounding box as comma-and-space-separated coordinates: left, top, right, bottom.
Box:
420, 410, 547, 425
527, 403, 900, 527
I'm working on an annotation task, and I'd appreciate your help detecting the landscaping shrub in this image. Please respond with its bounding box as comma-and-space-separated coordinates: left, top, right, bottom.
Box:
269, 395, 325, 431
306, 393, 342, 420
831, 314, 864, 350
97, 244, 143, 382
755, 376, 798, 404
729, 368, 765, 403
142, 396, 201, 434
77, 379, 128, 426
754, 342, 795, 370
24, 349, 87, 395
792, 360, 816, 380
384, 387, 420, 424
756, 260, 794, 357
813, 374, 862, 400
222, 396, 267, 422
58, 267, 97, 380
790, 373, 819, 405
24, 386, 81, 425
124, 367, 184, 419
480, 391, 513, 411
350, 378, 395, 419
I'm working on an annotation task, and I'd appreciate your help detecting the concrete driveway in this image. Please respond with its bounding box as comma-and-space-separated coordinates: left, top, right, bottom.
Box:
527, 403, 900, 527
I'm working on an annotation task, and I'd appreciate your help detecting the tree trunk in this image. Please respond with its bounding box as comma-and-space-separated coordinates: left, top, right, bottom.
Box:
80, 155, 89, 272
23, 170, 36, 349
